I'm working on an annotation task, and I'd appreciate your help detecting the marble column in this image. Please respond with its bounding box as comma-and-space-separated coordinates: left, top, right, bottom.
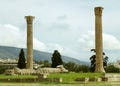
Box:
94, 7, 105, 73
25, 16, 35, 69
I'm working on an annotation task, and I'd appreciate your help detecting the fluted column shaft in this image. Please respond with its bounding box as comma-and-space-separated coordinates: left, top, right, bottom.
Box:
94, 7, 105, 73
25, 16, 35, 69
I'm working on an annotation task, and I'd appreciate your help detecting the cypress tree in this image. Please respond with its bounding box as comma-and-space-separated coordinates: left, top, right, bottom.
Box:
17, 49, 26, 69
51, 50, 63, 68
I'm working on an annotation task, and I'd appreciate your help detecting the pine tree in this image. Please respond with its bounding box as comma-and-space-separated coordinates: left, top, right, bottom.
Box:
17, 49, 26, 69
51, 50, 63, 68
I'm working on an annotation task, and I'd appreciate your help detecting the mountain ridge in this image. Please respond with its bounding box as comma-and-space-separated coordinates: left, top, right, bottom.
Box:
0, 46, 89, 65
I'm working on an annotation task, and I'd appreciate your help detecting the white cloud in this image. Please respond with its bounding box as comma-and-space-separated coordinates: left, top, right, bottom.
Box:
46, 43, 63, 53
78, 30, 120, 50
46, 43, 79, 59
77, 31, 95, 50
76, 30, 120, 62
4, 24, 19, 31
0, 24, 46, 51
103, 34, 120, 50
0, 24, 81, 60
33, 38, 46, 51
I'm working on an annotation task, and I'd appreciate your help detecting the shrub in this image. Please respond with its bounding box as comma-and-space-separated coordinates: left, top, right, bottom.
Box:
64, 62, 89, 72
0, 66, 6, 74
106, 65, 120, 73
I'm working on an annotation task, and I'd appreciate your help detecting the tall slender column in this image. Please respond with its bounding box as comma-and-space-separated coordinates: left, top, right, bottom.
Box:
25, 16, 35, 69
94, 7, 105, 73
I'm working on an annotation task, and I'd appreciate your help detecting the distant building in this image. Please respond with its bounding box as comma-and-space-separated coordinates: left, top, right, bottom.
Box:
114, 60, 120, 68
0, 58, 39, 69
0, 58, 18, 68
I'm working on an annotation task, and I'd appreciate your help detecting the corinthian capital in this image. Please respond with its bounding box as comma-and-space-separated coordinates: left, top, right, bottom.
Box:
25, 16, 35, 24
94, 7, 103, 16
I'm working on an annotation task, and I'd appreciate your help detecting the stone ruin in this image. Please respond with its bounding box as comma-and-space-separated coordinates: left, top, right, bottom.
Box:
4, 65, 68, 75
24, 16, 68, 74
75, 73, 120, 82
3, 16, 68, 75
0, 74, 62, 83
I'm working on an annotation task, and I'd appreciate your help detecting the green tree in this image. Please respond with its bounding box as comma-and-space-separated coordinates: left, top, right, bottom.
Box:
51, 50, 63, 68
103, 56, 108, 71
42, 60, 51, 67
90, 55, 96, 72
64, 62, 76, 72
106, 64, 120, 73
80, 65, 90, 72
90, 49, 108, 72
17, 49, 26, 69
0, 66, 6, 74
64, 62, 89, 72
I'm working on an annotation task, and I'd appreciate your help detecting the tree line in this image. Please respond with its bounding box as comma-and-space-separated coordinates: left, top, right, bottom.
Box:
17, 49, 63, 69
0, 48, 120, 74
17, 49, 120, 73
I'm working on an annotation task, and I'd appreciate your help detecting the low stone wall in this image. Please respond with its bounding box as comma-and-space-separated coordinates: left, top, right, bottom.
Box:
89, 77, 101, 82
75, 73, 120, 82
0, 78, 62, 83
101, 73, 120, 82
0, 78, 37, 82
38, 78, 62, 83
102, 73, 120, 78
0, 74, 62, 83
75, 77, 89, 82
75, 77, 101, 82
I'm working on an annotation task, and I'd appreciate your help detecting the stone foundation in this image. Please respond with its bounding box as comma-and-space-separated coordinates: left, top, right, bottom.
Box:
4, 65, 68, 75
75, 73, 120, 82
101, 73, 120, 82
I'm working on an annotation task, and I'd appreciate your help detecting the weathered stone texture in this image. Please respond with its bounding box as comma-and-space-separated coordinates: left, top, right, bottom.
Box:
4, 65, 68, 75
94, 7, 105, 73
25, 16, 35, 69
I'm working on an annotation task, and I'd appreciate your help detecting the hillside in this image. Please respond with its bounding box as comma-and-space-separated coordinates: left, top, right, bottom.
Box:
0, 46, 89, 65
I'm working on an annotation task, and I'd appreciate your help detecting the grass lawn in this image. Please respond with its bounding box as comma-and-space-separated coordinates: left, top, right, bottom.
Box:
0, 73, 120, 86
48, 72, 101, 83
0, 73, 101, 83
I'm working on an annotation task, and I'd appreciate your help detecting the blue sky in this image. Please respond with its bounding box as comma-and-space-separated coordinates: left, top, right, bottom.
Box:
0, 0, 120, 62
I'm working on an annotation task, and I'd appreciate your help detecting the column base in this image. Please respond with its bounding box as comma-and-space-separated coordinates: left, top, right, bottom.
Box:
95, 69, 105, 73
